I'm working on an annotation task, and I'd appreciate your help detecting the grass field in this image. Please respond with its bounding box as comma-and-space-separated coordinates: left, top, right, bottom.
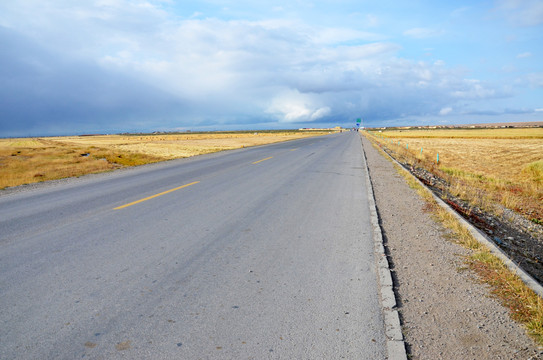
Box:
391, 161, 543, 346
378, 127, 542, 139
0, 131, 332, 189
367, 129, 543, 346
366, 127, 543, 222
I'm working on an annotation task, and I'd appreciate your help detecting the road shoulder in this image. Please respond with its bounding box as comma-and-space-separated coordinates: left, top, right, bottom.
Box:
361, 134, 542, 359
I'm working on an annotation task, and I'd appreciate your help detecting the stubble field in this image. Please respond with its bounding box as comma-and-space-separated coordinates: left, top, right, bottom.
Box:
0, 131, 332, 189
367, 127, 543, 221
379, 128, 542, 184
365, 127, 543, 345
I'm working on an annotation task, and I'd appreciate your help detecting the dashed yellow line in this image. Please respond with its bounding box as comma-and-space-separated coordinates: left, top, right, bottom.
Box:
114, 181, 200, 210
252, 156, 273, 164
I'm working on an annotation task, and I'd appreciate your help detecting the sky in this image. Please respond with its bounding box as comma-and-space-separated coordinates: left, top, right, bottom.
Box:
1, 0, 542, 136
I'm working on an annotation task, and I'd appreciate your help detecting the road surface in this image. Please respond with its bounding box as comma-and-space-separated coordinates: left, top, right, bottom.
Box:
0, 132, 387, 359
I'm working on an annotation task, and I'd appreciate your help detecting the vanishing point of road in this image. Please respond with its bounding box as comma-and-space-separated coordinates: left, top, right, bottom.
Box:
0, 132, 389, 359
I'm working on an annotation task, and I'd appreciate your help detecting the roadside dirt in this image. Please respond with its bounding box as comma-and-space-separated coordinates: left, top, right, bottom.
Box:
377, 143, 543, 286
361, 135, 543, 359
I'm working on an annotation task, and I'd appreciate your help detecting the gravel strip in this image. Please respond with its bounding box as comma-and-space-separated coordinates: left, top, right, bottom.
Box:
361, 134, 543, 359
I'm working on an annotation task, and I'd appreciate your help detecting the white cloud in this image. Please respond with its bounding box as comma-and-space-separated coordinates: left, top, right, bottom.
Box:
403, 27, 444, 39
311, 27, 384, 44
450, 79, 508, 99
439, 107, 453, 115
526, 73, 543, 87
364, 14, 379, 28
495, 0, 543, 26
82, 12, 502, 122
451, 7, 471, 18
516, 52, 532, 58
266, 89, 331, 122
346, 12, 380, 28
310, 106, 332, 120
1, 0, 539, 135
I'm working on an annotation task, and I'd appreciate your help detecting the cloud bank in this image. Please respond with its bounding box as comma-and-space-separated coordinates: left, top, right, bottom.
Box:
0, 1, 542, 136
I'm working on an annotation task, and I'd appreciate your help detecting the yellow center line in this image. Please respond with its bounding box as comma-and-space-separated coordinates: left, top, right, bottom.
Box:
290, 148, 298, 151
252, 156, 273, 164
114, 181, 200, 210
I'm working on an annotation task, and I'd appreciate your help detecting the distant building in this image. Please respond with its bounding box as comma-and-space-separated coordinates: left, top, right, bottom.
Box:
298, 127, 343, 131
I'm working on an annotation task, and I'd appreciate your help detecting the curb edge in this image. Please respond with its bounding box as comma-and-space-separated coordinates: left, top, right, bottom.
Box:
366, 135, 543, 300
360, 136, 408, 360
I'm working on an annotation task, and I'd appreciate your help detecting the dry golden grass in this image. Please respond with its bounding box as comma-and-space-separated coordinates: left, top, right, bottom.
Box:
374, 142, 543, 346
368, 128, 543, 222
0, 138, 161, 188
381, 137, 542, 183
53, 132, 326, 159
382, 127, 543, 139
469, 251, 543, 345
0, 131, 331, 189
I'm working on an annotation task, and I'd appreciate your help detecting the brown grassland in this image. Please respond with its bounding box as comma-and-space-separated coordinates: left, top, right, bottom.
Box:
368, 127, 543, 223
365, 132, 543, 346
0, 131, 332, 189
397, 161, 543, 346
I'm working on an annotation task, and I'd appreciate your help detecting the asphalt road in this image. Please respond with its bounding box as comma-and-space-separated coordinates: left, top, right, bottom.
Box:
0, 132, 386, 359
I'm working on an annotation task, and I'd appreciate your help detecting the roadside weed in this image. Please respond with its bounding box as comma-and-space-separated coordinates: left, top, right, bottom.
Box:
365, 133, 543, 346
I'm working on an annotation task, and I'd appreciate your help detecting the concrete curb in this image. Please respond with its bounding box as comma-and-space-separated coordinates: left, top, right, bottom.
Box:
430, 188, 543, 299
359, 136, 407, 360
371, 137, 543, 300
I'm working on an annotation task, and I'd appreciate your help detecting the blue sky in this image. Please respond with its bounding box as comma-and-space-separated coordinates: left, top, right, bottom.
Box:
1, 0, 542, 136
